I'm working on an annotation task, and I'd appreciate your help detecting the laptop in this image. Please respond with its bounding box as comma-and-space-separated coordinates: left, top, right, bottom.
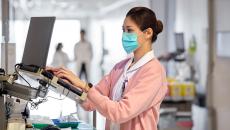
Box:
19, 17, 56, 72
17, 17, 85, 99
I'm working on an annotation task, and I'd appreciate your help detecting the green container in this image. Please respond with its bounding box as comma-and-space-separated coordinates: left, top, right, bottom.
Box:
32, 123, 50, 129
57, 122, 79, 129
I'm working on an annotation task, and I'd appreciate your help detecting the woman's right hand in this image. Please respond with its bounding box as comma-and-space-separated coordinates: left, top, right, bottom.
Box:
46, 66, 87, 91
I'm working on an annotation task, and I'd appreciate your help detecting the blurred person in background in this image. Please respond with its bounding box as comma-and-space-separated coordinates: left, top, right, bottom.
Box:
52, 42, 70, 67
74, 29, 93, 82
74, 29, 93, 123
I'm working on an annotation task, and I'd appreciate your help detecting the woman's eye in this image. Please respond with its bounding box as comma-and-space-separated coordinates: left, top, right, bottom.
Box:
127, 29, 133, 33
122, 28, 134, 33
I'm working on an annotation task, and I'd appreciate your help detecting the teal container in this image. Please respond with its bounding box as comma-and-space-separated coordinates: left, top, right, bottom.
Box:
56, 122, 79, 129
32, 123, 50, 129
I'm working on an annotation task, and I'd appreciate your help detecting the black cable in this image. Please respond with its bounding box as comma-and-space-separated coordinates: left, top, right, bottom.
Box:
14, 64, 32, 88
5, 101, 14, 118
29, 79, 71, 110
13, 65, 70, 110
29, 92, 70, 110
29, 98, 48, 110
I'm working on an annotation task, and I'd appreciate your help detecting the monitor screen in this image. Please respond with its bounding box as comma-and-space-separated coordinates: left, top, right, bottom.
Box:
21, 17, 56, 67
175, 33, 185, 53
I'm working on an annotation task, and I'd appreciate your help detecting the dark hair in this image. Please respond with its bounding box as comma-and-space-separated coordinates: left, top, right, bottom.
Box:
80, 29, 86, 35
126, 7, 163, 43
56, 43, 63, 51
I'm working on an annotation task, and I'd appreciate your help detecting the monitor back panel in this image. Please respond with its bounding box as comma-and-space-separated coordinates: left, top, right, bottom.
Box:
21, 17, 55, 68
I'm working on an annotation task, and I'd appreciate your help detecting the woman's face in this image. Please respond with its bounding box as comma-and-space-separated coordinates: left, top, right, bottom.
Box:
122, 16, 146, 46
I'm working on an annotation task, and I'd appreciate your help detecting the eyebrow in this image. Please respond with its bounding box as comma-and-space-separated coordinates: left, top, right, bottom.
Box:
122, 26, 134, 28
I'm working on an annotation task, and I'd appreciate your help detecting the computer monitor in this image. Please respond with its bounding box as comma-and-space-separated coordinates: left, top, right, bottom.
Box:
21, 17, 56, 68
175, 33, 185, 53
18, 17, 86, 100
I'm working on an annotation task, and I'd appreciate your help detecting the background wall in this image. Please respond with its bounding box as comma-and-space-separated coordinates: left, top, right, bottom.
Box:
212, 0, 230, 129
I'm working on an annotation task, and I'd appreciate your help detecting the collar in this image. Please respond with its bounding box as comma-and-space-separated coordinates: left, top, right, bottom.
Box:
124, 50, 155, 73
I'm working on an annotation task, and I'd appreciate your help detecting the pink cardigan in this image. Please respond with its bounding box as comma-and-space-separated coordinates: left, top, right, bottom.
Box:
81, 58, 168, 130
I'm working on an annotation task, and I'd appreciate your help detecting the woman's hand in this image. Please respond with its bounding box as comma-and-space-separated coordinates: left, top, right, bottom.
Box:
46, 67, 86, 91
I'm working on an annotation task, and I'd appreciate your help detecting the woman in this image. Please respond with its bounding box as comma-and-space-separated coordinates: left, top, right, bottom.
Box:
49, 7, 167, 130
51, 42, 70, 67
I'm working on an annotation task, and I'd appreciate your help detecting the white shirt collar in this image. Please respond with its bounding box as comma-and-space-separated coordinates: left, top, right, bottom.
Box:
124, 50, 155, 73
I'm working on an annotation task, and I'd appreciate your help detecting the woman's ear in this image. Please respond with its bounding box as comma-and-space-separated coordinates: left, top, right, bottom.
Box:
144, 28, 153, 41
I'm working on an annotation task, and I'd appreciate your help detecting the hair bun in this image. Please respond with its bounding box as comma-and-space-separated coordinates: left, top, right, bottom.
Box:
156, 20, 163, 34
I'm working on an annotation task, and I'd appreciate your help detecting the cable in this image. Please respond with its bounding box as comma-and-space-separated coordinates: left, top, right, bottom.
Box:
46, 78, 70, 100
5, 101, 14, 118
14, 64, 32, 88
45, 89, 70, 101
29, 92, 70, 110
29, 98, 48, 110
13, 64, 71, 109
46, 96, 66, 100
29, 80, 70, 110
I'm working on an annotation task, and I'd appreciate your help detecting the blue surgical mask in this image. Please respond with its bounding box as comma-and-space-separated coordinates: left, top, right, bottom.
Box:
122, 32, 139, 54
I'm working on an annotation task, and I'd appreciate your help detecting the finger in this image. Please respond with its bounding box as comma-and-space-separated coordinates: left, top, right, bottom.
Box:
45, 66, 59, 72
53, 71, 60, 76
55, 68, 67, 73
57, 74, 74, 85
56, 73, 66, 78
45, 66, 55, 71
56, 73, 72, 81
50, 69, 65, 76
58, 67, 72, 73
58, 67, 67, 71
56, 70, 69, 76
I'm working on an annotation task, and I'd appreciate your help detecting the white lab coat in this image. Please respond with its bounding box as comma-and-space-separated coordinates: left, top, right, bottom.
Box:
74, 40, 92, 124
51, 51, 70, 67
74, 40, 92, 79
